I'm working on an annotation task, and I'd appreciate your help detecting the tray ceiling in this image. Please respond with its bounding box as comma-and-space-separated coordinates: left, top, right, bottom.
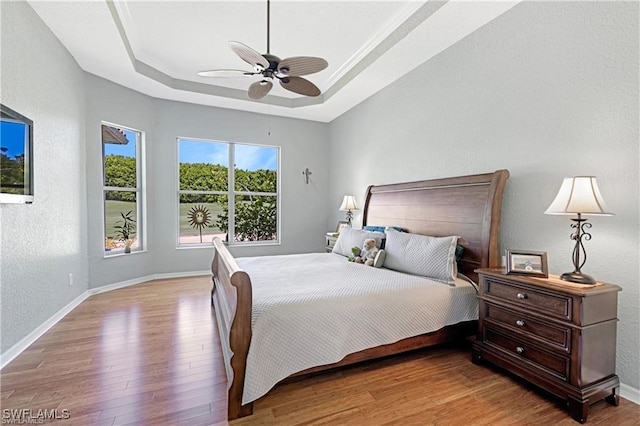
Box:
28, 1, 519, 122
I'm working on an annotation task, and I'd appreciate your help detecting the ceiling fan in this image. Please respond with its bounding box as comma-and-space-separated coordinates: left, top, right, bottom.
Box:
197, 0, 328, 99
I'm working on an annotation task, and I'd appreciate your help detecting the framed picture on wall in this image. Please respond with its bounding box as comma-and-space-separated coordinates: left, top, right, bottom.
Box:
506, 250, 549, 278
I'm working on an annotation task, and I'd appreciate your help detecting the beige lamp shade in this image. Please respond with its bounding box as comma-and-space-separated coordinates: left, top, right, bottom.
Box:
339, 195, 358, 211
545, 176, 613, 216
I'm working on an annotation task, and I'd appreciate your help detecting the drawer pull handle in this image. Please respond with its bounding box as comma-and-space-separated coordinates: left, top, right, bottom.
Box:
516, 346, 525, 354
515, 320, 526, 327
516, 292, 527, 299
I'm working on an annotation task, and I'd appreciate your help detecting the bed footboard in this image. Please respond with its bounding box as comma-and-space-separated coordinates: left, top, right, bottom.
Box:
211, 237, 253, 420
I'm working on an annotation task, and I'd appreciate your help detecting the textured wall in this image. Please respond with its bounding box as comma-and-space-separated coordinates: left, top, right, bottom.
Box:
328, 2, 639, 389
83, 76, 330, 288
84, 75, 157, 288
0, 2, 88, 352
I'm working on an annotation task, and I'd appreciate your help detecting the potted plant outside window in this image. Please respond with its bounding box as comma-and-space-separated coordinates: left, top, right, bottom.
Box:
114, 210, 136, 253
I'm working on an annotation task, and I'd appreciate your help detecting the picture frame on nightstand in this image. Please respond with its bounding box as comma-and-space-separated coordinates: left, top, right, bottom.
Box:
505, 249, 549, 278
335, 221, 349, 234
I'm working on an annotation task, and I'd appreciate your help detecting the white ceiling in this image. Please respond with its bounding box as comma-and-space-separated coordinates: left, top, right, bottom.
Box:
28, 0, 519, 122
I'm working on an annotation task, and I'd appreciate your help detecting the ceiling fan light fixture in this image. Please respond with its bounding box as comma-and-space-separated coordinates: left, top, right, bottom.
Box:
197, 0, 327, 99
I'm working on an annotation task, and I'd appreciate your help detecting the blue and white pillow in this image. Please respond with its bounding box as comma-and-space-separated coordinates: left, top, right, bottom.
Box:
383, 230, 458, 285
362, 225, 404, 233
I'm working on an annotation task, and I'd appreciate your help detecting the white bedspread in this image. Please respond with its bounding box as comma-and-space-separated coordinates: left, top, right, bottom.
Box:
234, 252, 478, 404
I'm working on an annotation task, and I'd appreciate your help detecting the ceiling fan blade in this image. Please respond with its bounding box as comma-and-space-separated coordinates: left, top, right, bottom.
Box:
279, 76, 321, 97
197, 69, 256, 77
229, 41, 269, 69
277, 57, 328, 76
248, 80, 273, 99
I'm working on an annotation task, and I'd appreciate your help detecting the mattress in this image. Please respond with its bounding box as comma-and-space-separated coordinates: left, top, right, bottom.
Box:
234, 252, 478, 404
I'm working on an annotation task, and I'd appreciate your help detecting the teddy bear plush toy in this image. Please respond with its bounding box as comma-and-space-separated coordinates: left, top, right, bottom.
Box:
355, 238, 379, 266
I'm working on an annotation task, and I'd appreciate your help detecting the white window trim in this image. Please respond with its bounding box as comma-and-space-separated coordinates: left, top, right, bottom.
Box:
176, 137, 280, 248
102, 122, 146, 257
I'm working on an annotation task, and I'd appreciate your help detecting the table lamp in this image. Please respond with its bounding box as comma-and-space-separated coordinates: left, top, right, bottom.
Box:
339, 195, 358, 227
544, 176, 613, 284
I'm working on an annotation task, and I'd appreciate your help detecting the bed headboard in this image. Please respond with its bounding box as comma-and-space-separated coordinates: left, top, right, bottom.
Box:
362, 170, 509, 283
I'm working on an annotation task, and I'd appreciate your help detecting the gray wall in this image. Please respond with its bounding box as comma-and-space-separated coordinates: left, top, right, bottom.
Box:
84, 76, 329, 288
150, 99, 329, 272
0, 1, 88, 353
328, 2, 639, 389
84, 74, 157, 287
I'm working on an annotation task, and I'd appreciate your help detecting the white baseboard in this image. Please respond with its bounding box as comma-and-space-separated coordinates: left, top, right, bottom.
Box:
153, 270, 211, 280
86, 271, 210, 295
1, 270, 211, 369
87, 274, 155, 295
0, 291, 90, 369
621, 383, 640, 405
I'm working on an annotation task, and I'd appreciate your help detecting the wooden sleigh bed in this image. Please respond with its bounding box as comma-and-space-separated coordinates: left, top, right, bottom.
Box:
211, 169, 509, 420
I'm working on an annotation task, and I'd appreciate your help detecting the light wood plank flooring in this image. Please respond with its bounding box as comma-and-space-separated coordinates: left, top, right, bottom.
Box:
1, 276, 638, 425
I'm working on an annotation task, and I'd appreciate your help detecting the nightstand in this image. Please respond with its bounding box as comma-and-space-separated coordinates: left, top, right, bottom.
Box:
472, 268, 621, 423
325, 234, 338, 252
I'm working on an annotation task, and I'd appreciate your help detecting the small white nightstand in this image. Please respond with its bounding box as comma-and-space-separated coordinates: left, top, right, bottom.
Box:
325, 233, 338, 252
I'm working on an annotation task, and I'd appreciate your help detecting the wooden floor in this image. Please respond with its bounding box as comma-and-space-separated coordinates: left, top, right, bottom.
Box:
1, 277, 638, 425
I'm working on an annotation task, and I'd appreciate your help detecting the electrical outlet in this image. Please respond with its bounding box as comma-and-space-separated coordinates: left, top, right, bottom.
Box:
68, 273, 73, 287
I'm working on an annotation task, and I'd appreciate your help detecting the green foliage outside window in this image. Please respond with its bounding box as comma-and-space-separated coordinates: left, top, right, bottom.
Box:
177, 160, 277, 242
216, 195, 277, 242
0, 151, 25, 194
104, 155, 136, 201
179, 162, 228, 195
234, 168, 277, 193
105, 152, 277, 243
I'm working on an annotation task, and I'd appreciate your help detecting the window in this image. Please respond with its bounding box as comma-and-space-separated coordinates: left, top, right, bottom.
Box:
178, 138, 279, 246
102, 123, 144, 254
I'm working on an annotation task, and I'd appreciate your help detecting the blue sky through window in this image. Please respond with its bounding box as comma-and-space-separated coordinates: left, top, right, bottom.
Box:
179, 140, 228, 167
0, 121, 27, 158
235, 144, 277, 171
103, 132, 277, 172
104, 129, 137, 157
179, 139, 276, 171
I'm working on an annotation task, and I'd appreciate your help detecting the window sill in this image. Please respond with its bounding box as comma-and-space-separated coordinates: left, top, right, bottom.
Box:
177, 241, 281, 250
104, 249, 147, 258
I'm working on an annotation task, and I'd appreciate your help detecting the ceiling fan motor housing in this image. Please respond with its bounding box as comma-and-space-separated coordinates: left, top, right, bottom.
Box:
262, 54, 281, 70
197, 0, 327, 98
261, 53, 290, 80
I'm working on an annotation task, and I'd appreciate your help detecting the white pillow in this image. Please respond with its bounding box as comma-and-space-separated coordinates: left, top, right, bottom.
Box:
332, 227, 385, 257
383, 230, 458, 285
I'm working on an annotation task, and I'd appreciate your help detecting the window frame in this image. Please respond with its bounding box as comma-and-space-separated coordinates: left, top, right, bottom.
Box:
102, 122, 145, 256
176, 137, 280, 248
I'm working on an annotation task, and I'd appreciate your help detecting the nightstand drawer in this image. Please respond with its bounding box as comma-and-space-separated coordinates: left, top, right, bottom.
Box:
485, 327, 570, 380
485, 303, 571, 352
474, 269, 621, 423
484, 277, 572, 321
